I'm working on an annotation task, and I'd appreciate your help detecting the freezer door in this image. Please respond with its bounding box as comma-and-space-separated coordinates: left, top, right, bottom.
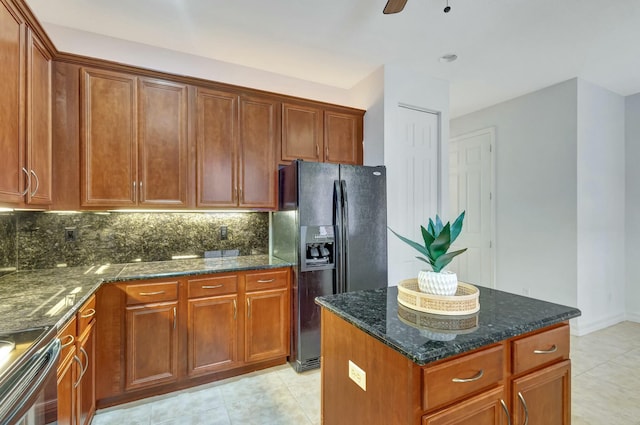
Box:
293, 269, 334, 371
339, 164, 388, 291
297, 161, 339, 226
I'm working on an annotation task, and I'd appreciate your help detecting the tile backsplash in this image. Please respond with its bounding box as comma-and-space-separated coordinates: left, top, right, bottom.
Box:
0, 211, 269, 271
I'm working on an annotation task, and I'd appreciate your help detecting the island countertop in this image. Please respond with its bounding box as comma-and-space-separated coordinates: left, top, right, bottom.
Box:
316, 285, 581, 366
0, 255, 292, 334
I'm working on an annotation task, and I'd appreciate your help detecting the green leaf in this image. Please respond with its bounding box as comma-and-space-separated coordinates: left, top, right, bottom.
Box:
435, 215, 444, 234
420, 225, 435, 247
427, 219, 436, 237
428, 223, 452, 260
433, 248, 467, 271
415, 256, 434, 266
450, 210, 465, 243
388, 228, 430, 258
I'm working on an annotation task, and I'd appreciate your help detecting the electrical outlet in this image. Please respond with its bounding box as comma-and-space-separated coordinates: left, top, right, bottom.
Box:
220, 226, 228, 240
64, 227, 78, 242
348, 360, 366, 391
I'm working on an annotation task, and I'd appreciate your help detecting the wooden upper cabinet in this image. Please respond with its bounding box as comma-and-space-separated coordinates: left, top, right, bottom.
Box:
324, 109, 363, 165
138, 78, 188, 206
196, 87, 238, 207
239, 95, 278, 209
80, 70, 189, 208
25, 29, 52, 205
80, 68, 137, 207
0, 0, 25, 204
281, 102, 323, 163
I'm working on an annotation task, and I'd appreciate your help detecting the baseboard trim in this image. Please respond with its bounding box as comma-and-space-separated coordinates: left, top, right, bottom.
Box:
625, 312, 640, 323
571, 313, 626, 336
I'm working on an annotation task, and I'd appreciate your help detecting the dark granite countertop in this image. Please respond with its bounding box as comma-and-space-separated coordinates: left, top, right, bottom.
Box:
0, 255, 291, 334
316, 285, 581, 366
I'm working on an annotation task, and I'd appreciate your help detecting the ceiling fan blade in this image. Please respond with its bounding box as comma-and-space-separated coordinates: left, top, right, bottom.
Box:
383, 0, 408, 14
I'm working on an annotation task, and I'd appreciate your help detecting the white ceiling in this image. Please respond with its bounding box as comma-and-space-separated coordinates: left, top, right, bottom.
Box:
26, 0, 640, 117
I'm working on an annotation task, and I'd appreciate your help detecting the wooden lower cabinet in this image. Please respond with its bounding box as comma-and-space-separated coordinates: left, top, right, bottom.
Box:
511, 360, 571, 425
422, 386, 509, 425
245, 288, 289, 363
96, 267, 291, 407
125, 301, 179, 390
76, 321, 96, 425
188, 294, 239, 376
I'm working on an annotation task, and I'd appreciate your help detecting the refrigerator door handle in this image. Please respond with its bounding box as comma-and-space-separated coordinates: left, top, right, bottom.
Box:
340, 180, 349, 293
334, 180, 345, 294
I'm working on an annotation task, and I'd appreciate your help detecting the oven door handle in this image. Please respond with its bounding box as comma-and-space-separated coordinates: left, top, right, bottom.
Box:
0, 338, 61, 423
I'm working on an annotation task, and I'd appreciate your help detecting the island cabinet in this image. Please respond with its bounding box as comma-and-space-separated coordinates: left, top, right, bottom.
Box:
80, 68, 188, 208
195, 87, 278, 209
56, 295, 97, 425
318, 286, 579, 425
0, 0, 52, 207
280, 101, 363, 166
95, 267, 291, 407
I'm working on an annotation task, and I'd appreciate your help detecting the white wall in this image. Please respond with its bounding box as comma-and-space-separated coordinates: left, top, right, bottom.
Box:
350, 67, 385, 166
626, 93, 640, 322
575, 80, 626, 334
44, 23, 357, 107
451, 80, 578, 309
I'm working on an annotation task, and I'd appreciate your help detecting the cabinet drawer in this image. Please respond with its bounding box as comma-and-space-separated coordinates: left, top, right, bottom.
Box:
126, 281, 179, 305
188, 275, 238, 299
422, 344, 504, 411
58, 316, 77, 367
77, 294, 96, 336
512, 324, 569, 375
245, 269, 289, 292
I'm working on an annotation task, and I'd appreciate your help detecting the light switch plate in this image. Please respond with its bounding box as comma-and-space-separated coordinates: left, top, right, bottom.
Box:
348, 360, 366, 391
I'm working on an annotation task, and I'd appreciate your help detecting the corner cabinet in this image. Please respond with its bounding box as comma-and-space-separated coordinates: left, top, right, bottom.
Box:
0, 0, 52, 207
95, 267, 291, 407
80, 68, 188, 208
280, 101, 363, 166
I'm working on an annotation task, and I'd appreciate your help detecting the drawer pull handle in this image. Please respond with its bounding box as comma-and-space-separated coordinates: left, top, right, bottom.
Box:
518, 392, 529, 425
173, 307, 177, 330
80, 308, 96, 319
73, 355, 83, 388
139, 291, 165, 296
533, 344, 558, 354
257, 279, 275, 283
247, 299, 251, 318
60, 335, 75, 348
452, 369, 484, 383
500, 399, 512, 425
202, 284, 223, 289
233, 299, 237, 320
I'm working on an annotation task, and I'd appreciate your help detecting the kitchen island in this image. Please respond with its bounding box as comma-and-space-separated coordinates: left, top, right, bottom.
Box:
316, 285, 581, 425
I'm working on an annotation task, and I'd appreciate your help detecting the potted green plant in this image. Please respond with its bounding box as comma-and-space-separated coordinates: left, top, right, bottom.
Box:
389, 211, 467, 296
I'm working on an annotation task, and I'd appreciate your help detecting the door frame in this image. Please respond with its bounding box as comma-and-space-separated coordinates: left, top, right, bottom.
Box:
450, 127, 497, 288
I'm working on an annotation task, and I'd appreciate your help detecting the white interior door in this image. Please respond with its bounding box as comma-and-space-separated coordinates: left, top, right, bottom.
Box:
387, 105, 440, 285
449, 128, 495, 287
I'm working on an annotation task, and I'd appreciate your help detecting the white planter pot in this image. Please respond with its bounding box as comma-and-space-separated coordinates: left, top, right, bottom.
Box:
417, 270, 458, 296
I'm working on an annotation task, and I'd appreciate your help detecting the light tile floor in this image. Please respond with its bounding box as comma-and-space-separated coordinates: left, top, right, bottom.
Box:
92, 321, 640, 425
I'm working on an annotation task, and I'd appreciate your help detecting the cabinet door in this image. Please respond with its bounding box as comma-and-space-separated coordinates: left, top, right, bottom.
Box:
0, 0, 25, 204
188, 294, 239, 376
511, 360, 571, 425
244, 288, 289, 363
77, 322, 96, 425
80, 68, 137, 207
56, 349, 77, 425
138, 78, 188, 206
324, 110, 362, 165
281, 102, 322, 163
195, 88, 238, 207
422, 386, 509, 425
25, 29, 52, 205
238, 95, 278, 209
125, 301, 179, 390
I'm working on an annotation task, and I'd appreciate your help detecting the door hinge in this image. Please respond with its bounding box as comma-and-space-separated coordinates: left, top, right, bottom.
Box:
489, 192, 492, 200
489, 144, 493, 153
489, 241, 493, 248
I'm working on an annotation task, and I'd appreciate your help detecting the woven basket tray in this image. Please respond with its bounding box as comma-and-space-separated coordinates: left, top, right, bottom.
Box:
397, 278, 480, 315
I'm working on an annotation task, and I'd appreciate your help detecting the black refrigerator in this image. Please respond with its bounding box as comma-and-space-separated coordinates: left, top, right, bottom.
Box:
272, 160, 388, 372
